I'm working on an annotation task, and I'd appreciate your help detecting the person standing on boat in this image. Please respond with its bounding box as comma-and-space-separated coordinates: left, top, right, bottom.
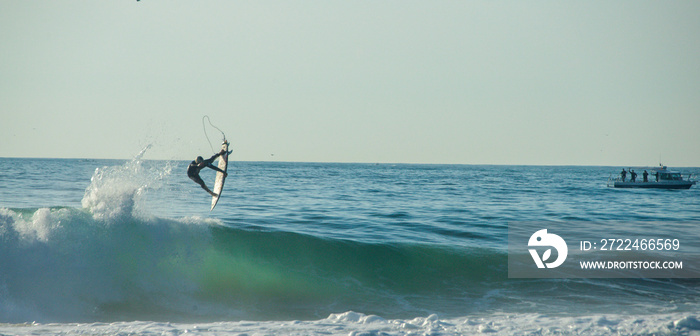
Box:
643, 170, 649, 182
630, 170, 637, 182
620, 169, 627, 182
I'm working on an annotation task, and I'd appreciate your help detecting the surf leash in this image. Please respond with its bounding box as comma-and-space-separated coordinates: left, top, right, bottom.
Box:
202, 115, 226, 154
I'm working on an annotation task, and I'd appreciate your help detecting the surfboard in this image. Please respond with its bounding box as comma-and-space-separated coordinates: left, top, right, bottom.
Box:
210, 140, 229, 211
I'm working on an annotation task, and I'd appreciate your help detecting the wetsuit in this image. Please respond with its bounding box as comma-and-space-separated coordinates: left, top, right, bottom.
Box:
187, 152, 225, 195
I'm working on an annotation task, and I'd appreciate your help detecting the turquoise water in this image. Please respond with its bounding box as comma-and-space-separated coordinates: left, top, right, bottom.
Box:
1, 156, 699, 334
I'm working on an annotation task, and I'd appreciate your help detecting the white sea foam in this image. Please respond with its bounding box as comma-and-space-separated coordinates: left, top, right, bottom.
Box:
1, 312, 698, 336
80, 145, 172, 222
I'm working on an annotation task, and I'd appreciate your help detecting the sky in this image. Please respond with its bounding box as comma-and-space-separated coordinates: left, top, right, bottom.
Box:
1, 1, 699, 166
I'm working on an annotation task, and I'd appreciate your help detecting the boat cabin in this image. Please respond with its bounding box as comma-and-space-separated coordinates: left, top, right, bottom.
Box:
655, 166, 684, 181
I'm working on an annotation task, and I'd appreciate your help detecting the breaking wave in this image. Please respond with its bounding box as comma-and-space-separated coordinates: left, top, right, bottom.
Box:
0, 154, 504, 323
0, 203, 504, 322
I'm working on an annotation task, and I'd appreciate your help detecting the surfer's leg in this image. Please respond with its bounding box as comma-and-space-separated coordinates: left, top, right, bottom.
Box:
190, 176, 217, 196
202, 185, 217, 197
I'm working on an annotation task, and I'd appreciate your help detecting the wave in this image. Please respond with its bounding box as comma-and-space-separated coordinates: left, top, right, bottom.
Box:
0, 204, 505, 323
0, 155, 506, 323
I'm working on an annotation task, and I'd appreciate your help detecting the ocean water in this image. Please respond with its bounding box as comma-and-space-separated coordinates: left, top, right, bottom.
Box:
1, 152, 700, 335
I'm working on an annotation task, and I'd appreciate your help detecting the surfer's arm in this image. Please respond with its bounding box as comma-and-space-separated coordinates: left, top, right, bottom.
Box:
205, 163, 221, 172
206, 164, 228, 177
205, 152, 221, 163
200, 151, 224, 166
203, 150, 227, 174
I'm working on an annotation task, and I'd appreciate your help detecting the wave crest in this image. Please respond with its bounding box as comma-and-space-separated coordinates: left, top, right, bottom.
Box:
81, 145, 171, 222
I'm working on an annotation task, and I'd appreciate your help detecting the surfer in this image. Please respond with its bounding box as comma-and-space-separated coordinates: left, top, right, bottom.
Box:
188, 149, 228, 196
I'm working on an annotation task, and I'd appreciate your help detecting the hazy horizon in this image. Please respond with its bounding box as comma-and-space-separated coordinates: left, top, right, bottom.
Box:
3, 156, 699, 170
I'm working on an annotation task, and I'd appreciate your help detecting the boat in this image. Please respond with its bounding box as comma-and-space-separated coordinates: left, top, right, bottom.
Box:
608, 165, 697, 189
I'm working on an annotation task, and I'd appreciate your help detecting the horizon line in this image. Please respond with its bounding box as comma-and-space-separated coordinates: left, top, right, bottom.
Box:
1, 156, 698, 169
